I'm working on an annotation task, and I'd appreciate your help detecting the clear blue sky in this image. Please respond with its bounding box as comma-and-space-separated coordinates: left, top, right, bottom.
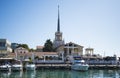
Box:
0, 0, 120, 56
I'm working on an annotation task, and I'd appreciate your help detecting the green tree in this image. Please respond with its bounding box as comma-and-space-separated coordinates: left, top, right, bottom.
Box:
43, 39, 54, 52
29, 48, 35, 52
17, 44, 29, 50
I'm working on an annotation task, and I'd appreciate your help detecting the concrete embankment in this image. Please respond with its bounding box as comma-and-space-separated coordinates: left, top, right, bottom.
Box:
89, 65, 120, 69
36, 63, 120, 69
36, 63, 71, 69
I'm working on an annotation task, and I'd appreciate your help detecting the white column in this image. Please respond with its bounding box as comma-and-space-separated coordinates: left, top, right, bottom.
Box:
32, 53, 34, 61
62, 52, 64, 61
44, 55, 45, 62
67, 44, 69, 55
15, 51, 17, 60
72, 44, 74, 56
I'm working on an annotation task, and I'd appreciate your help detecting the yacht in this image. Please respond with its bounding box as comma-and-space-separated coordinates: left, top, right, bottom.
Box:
71, 57, 89, 71
0, 64, 11, 71
11, 64, 23, 71
11, 60, 23, 71
25, 63, 36, 70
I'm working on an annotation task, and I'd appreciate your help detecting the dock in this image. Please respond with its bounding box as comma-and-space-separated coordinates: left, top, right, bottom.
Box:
36, 63, 71, 69
89, 65, 120, 69
36, 63, 120, 69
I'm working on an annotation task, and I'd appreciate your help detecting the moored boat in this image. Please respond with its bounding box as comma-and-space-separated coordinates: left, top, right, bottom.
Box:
0, 64, 11, 71
71, 56, 89, 71
11, 64, 23, 71
11, 60, 23, 71
71, 60, 89, 71
25, 64, 36, 70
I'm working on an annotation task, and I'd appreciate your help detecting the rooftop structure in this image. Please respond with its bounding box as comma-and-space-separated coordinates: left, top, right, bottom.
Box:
85, 47, 94, 55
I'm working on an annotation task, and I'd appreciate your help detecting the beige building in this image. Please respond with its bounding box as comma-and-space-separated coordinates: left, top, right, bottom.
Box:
85, 47, 94, 55
14, 46, 59, 62
56, 42, 83, 58
34, 52, 58, 61
15, 47, 29, 54
14, 47, 30, 61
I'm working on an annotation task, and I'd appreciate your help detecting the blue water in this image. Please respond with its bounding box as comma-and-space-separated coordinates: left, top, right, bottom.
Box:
0, 69, 120, 78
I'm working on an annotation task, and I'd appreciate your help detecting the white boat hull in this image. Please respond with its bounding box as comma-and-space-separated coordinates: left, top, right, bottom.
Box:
0, 64, 11, 71
11, 64, 23, 71
26, 64, 36, 70
71, 64, 89, 71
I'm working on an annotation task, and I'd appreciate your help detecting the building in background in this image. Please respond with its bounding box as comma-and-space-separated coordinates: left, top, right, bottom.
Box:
85, 47, 94, 56
14, 47, 29, 61
36, 46, 44, 52
0, 39, 12, 53
11, 43, 19, 52
56, 42, 83, 60
64, 42, 83, 56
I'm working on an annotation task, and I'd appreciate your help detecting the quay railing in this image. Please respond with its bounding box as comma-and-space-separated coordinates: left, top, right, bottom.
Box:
86, 60, 118, 65
34, 60, 65, 64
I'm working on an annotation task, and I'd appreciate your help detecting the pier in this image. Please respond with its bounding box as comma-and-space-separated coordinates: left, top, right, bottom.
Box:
36, 63, 71, 69
89, 65, 120, 69
36, 63, 120, 69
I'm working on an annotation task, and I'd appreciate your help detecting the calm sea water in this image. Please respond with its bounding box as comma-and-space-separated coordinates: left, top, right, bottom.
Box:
0, 69, 120, 78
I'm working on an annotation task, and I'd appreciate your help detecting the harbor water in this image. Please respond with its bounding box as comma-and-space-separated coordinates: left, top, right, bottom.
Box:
0, 69, 120, 78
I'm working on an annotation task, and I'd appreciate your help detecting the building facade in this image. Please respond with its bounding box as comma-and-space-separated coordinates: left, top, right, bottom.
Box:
14, 47, 30, 61
0, 39, 12, 53
56, 42, 84, 59
85, 47, 94, 55
36, 46, 43, 52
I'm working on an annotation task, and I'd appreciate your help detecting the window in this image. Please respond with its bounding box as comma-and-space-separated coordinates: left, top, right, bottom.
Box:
0, 42, 5, 47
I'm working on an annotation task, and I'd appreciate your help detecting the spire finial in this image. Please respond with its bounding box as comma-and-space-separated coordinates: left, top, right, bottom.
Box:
57, 5, 60, 32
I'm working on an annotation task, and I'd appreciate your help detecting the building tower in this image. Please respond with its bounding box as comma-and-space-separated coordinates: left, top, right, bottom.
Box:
53, 6, 64, 48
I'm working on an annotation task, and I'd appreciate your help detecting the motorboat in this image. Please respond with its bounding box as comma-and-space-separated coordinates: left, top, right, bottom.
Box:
11, 60, 23, 71
71, 57, 89, 71
71, 60, 89, 71
0, 64, 11, 71
11, 64, 23, 71
25, 63, 36, 70
0, 71, 11, 77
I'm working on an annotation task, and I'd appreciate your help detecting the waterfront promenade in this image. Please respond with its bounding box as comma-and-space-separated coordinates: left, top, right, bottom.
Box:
36, 63, 120, 69
36, 63, 71, 69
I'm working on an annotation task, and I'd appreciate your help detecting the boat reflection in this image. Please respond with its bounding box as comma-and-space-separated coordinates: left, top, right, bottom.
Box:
10, 71, 23, 78
88, 69, 118, 78
0, 71, 11, 78
103, 70, 117, 78
0, 69, 119, 78
71, 70, 88, 78
23, 70, 36, 78
35, 69, 71, 78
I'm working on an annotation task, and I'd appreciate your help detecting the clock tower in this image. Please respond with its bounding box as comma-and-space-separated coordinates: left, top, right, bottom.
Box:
53, 6, 64, 48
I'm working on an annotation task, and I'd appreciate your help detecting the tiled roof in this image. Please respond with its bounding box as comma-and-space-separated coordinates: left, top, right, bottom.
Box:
36, 46, 44, 49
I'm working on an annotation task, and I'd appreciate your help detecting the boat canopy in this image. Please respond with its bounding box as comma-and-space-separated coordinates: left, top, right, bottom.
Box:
74, 60, 85, 63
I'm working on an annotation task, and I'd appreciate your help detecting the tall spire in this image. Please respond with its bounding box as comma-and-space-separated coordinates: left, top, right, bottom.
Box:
53, 5, 64, 48
57, 5, 60, 32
